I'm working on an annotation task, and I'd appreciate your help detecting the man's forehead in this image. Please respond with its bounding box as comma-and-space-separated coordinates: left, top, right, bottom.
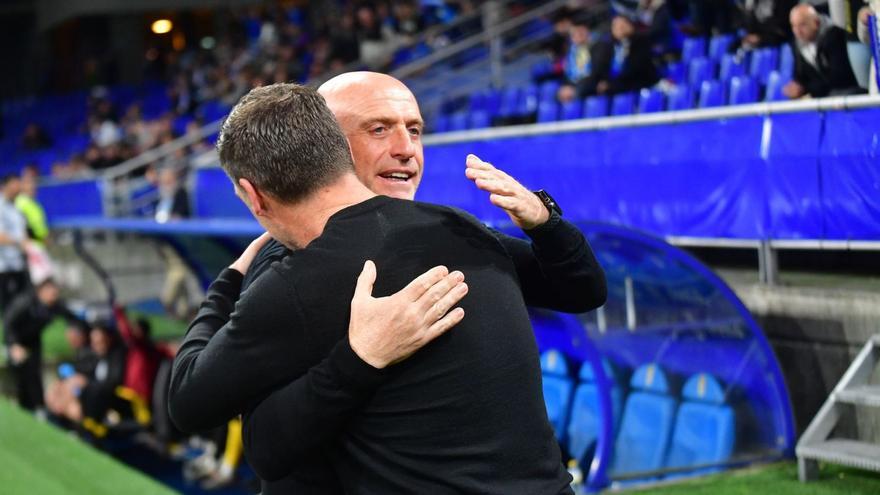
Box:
333, 88, 422, 125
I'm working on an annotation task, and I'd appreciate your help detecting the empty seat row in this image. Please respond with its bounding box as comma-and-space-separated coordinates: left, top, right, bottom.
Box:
539, 350, 735, 481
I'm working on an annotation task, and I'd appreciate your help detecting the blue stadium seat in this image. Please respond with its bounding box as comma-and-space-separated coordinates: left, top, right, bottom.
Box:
567, 361, 624, 464
698, 80, 724, 108
468, 91, 486, 112
779, 44, 795, 79
559, 99, 583, 120
448, 112, 469, 131
719, 53, 747, 83
749, 46, 780, 85
611, 363, 678, 476
611, 93, 636, 116
483, 88, 502, 117
470, 110, 491, 129
517, 84, 540, 116
584, 96, 609, 118
540, 350, 575, 442
729, 76, 758, 105
638, 88, 664, 114
764, 70, 790, 102
667, 85, 693, 111
665, 373, 735, 474
681, 37, 707, 64
664, 61, 687, 84
688, 57, 716, 89
536, 101, 559, 123
540, 80, 562, 102
532, 59, 555, 81
497, 87, 522, 119
708, 34, 734, 61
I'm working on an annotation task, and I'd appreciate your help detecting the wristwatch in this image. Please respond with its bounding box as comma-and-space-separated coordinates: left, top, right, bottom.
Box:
533, 189, 563, 216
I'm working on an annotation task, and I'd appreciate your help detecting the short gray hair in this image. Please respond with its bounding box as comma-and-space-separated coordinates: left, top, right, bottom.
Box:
217, 83, 354, 203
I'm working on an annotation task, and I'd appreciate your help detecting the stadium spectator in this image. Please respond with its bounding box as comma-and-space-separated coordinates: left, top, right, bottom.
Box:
595, 15, 660, 95
113, 307, 170, 404
14, 167, 48, 245
557, 20, 610, 101
45, 324, 97, 422
684, 0, 737, 35
20, 123, 53, 151
856, 3, 878, 94
61, 324, 127, 431
3, 277, 84, 414
356, 4, 398, 69
637, 0, 677, 55
15, 167, 54, 286
390, 1, 427, 39
737, 0, 799, 49
154, 167, 191, 223
784, 3, 864, 98
0, 175, 28, 314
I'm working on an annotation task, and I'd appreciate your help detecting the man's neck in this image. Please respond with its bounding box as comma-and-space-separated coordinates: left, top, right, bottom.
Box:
274, 173, 377, 249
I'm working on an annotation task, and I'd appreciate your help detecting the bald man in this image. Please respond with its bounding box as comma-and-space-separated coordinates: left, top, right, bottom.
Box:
169, 73, 605, 492
784, 4, 863, 98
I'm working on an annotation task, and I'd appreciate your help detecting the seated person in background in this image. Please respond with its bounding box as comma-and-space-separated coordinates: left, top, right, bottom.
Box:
784, 4, 865, 98
45, 324, 97, 420
558, 20, 610, 102
737, 0, 799, 49
154, 167, 190, 223
3, 277, 85, 413
595, 15, 660, 95
58, 324, 127, 431
639, 0, 677, 57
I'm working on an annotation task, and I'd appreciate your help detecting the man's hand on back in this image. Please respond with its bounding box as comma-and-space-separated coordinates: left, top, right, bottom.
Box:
230, 232, 273, 275
465, 154, 550, 230
349, 261, 468, 369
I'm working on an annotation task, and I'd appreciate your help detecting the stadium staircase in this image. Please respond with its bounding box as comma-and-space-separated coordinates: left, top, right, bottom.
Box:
797, 334, 880, 481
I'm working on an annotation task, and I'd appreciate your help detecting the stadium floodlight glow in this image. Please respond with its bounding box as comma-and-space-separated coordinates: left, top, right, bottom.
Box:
151, 19, 173, 34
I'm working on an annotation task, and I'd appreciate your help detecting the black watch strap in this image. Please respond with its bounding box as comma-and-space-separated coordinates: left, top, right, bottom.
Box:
533, 189, 563, 216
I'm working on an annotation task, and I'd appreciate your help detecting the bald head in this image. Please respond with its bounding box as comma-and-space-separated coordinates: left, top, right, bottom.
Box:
790, 4, 820, 43
318, 72, 418, 120
316, 72, 425, 200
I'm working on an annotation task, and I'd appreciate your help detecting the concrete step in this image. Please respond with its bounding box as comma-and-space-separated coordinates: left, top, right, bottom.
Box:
798, 439, 880, 472
837, 385, 880, 408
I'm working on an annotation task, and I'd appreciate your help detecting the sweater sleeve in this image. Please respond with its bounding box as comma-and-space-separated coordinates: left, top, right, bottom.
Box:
242, 336, 386, 481
168, 267, 252, 432
493, 212, 607, 313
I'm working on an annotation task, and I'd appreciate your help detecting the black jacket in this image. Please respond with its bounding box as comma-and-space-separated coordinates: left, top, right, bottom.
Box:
170, 197, 605, 494
792, 25, 863, 97
584, 33, 660, 97
3, 291, 84, 348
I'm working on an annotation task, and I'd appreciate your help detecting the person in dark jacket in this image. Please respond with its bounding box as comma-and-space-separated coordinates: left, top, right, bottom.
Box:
3, 278, 84, 412
784, 3, 864, 98
594, 15, 660, 95
738, 0, 799, 48
71, 325, 127, 425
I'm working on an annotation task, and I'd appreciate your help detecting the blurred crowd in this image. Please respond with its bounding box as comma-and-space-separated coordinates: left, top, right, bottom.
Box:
543, 0, 874, 103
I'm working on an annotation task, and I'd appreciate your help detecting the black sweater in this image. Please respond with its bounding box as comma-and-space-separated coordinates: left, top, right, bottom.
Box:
170, 197, 605, 493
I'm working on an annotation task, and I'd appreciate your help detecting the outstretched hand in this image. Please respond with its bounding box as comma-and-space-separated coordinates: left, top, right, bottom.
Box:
348, 261, 468, 369
465, 153, 549, 230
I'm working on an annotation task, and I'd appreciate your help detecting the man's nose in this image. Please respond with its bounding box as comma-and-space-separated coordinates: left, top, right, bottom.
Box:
389, 126, 416, 161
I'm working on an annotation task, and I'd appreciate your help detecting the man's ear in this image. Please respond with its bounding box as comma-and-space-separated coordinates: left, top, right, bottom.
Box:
237, 178, 268, 216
